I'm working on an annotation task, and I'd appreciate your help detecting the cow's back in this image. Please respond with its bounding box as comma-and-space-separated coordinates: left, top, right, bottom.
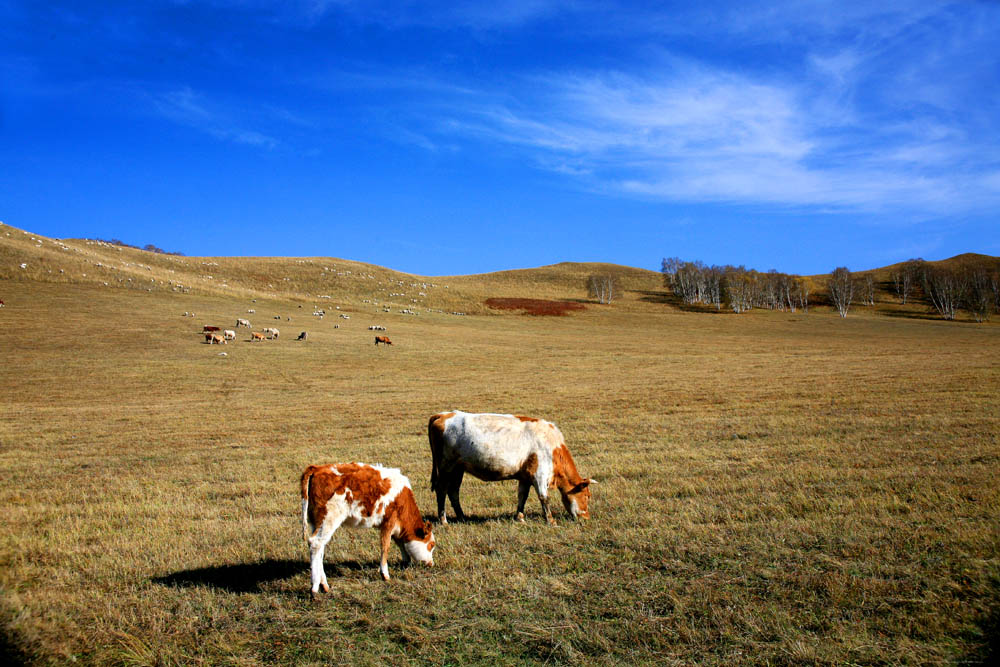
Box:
439, 412, 559, 480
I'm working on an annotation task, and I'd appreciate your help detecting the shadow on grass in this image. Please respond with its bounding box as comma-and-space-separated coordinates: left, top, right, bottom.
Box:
0, 628, 32, 667
153, 559, 306, 593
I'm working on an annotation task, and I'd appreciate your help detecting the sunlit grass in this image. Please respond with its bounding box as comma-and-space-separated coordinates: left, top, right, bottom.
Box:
1, 245, 999, 664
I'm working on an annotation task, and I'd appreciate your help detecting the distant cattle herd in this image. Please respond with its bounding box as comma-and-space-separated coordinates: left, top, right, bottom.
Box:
195, 312, 390, 348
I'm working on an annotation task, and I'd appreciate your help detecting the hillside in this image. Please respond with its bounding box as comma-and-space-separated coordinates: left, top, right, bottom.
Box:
0, 222, 661, 315
2, 222, 998, 320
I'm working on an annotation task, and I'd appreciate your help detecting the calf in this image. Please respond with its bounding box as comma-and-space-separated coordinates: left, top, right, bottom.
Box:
428, 411, 594, 524
301, 463, 435, 592
374, 336, 392, 346
250, 332, 265, 342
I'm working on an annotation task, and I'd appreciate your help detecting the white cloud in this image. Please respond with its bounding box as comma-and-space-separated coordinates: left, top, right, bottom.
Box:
152, 87, 279, 149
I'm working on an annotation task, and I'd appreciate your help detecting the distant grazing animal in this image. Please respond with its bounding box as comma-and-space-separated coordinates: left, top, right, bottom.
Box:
301, 463, 435, 592
205, 333, 225, 345
251, 332, 265, 342
236, 318, 251, 328
428, 411, 594, 525
0, 299, 5, 307
374, 336, 392, 346
223, 329, 236, 341
274, 315, 281, 320
296, 331, 307, 341
264, 327, 280, 339
202, 325, 221, 332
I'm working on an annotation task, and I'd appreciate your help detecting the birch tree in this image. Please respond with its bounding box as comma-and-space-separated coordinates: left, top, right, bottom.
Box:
828, 267, 855, 317
923, 265, 965, 320
587, 274, 622, 304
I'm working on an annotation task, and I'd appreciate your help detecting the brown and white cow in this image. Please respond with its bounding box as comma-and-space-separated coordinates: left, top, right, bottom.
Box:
205, 332, 225, 344
428, 411, 595, 525
301, 463, 435, 593
250, 332, 265, 341
374, 336, 392, 346
223, 329, 237, 341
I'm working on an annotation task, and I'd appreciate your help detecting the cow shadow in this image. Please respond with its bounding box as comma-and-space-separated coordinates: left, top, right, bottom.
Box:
153, 559, 307, 593
153, 559, 385, 593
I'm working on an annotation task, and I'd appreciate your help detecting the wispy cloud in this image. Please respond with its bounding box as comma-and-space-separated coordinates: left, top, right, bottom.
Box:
152, 87, 279, 149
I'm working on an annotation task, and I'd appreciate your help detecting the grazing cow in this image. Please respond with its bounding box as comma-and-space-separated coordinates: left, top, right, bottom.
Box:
203, 325, 221, 332
223, 329, 236, 341
205, 333, 225, 344
428, 411, 594, 525
264, 327, 280, 339
236, 318, 251, 328
374, 336, 392, 346
251, 332, 265, 342
301, 463, 435, 592
296, 331, 307, 341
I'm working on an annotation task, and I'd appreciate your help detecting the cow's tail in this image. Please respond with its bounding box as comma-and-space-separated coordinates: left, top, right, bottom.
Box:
300, 465, 320, 542
428, 414, 444, 493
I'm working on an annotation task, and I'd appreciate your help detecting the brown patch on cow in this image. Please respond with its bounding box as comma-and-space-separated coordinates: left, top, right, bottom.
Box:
302, 463, 393, 533
428, 412, 456, 492
518, 452, 539, 481
384, 486, 432, 545
550, 443, 592, 517
515, 415, 539, 422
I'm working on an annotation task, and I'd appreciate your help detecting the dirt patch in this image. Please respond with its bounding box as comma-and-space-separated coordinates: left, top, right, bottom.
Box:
484, 298, 587, 316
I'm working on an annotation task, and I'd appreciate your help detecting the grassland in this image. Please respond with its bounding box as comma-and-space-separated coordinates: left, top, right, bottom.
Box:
1, 225, 999, 665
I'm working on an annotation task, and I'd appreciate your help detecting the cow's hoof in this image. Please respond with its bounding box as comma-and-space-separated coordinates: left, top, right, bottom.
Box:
516, 513, 526, 523
321, 582, 330, 593
439, 516, 448, 526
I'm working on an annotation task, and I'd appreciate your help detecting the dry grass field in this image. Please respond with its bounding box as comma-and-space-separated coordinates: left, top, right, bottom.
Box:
1, 224, 999, 665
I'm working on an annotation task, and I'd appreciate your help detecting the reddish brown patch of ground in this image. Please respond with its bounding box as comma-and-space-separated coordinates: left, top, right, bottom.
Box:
484, 298, 587, 316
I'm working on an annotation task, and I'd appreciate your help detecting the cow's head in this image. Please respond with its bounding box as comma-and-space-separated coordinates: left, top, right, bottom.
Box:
404, 520, 436, 566
561, 479, 595, 520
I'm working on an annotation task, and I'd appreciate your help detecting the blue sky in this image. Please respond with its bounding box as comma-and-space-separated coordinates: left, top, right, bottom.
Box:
2, 1, 998, 276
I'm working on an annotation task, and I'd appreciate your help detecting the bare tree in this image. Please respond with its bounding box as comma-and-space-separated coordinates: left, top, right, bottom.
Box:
965, 264, 995, 323
861, 273, 876, 306
922, 265, 966, 320
828, 267, 855, 317
587, 274, 622, 304
891, 258, 922, 304
724, 266, 756, 313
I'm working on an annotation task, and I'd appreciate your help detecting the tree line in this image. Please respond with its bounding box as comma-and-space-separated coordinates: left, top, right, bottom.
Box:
652, 257, 998, 322
659, 259, 810, 313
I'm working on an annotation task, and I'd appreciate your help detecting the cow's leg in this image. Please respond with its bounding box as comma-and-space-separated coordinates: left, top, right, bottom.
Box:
447, 469, 467, 521
379, 520, 397, 581
397, 539, 411, 566
515, 479, 532, 522
533, 480, 556, 525
308, 514, 345, 595
435, 468, 450, 525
